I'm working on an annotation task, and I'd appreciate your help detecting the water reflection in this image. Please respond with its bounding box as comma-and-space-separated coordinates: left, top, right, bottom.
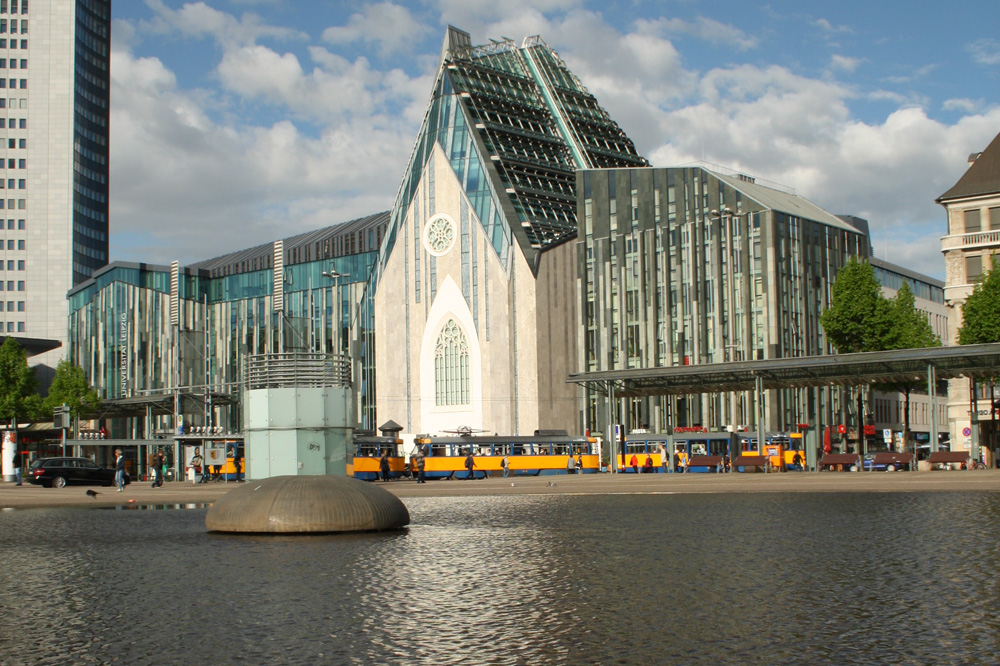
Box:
1, 492, 999, 665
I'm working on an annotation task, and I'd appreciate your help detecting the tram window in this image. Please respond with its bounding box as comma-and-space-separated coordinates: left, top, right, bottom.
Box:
690, 442, 707, 456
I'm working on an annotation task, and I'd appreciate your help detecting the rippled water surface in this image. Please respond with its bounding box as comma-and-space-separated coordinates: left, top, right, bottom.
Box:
2, 492, 1000, 665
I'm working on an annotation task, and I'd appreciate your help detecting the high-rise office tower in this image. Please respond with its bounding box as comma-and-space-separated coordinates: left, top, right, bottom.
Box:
13, 0, 110, 384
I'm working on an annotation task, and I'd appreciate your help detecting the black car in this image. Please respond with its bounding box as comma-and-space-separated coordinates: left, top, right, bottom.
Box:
28, 457, 128, 488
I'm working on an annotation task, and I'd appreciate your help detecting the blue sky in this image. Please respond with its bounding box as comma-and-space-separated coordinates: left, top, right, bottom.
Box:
108, 0, 1000, 279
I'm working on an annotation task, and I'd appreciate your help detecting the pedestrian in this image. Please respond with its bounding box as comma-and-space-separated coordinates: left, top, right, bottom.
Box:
149, 450, 160, 488
233, 447, 242, 482
629, 454, 638, 474
660, 444, 668, 473
792, 451, 803, 471
13, 448, 22, 485
379, 450, 391, 482
114, 449, 126, 492
575, 453, 583, 474
643, 454, 653, 474
673, 450, 682, 474
501, 453, 510, 478
679, 451, 687, 474
415, 449, 426, 483
464, 452, 477, 480
190, 447, 204, 484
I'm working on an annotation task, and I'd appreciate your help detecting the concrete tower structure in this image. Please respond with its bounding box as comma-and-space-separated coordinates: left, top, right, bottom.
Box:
16, 0, 110, 384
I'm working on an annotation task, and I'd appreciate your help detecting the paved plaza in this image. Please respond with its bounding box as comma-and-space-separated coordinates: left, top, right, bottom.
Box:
2, 469, 999, 509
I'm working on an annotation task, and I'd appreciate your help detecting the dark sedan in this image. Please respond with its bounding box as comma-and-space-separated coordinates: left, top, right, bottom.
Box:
28, 457, 128, 488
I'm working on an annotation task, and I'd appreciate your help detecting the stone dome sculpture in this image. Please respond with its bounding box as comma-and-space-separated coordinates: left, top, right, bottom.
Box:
205, 475, 410, 533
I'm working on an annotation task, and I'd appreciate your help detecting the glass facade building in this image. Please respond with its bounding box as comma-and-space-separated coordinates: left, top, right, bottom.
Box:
578, 165, 870, 435
67, 213, 388, 435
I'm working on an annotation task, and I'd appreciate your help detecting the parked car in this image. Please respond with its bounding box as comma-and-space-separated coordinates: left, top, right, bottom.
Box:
28, 457, 129, 488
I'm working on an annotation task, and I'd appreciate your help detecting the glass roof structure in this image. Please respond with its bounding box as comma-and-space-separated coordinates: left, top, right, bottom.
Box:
371, 26, 648, 293
568, 344, 1000, 396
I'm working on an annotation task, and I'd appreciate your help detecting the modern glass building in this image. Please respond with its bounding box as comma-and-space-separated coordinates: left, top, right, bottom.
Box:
67, 213, 388, 435
577, 164, 871, 435
369, 27, 648, 438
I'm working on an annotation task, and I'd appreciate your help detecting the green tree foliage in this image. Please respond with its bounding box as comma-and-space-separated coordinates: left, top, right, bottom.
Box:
819, 258, 892, 354
883, 282, 941, 351
959, 256, 1000, 345
43, 359, 101, 420
0, 337, 40, 426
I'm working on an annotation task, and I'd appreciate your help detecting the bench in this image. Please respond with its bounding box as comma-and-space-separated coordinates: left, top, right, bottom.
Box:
820, 453, 861, 470
927, 451, 972, 467
733, 455, 768, 471
687, 455, 724, 471
871, 452, 913, 467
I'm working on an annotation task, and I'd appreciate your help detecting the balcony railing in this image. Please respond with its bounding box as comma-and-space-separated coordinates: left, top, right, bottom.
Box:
940, 229, 1000, 251
243, 353, 351, 391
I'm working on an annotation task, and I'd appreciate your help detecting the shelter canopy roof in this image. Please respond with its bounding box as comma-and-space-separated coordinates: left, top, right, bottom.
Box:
568, 344, 1000, 396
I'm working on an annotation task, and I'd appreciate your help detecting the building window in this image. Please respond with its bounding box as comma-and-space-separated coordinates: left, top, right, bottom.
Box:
17, 158, 23, 168
16, 260, 22, 269
16, 300, 21, 311
17, 138, 23, 149
16, 280, 21, 290
966, 255, 983, 283
965, 209, 981, 233
990, 207, 1000, 231
434, 319, 470, 406
16, 239, 22, 249
17, 179, 23, 189
17, 219, 22, 229
15, 321, 21, 332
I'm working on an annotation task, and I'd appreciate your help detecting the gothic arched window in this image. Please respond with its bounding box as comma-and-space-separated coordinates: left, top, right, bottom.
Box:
434, 319, 469, 405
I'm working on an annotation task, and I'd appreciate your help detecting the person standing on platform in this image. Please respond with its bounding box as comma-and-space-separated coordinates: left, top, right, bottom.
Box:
190, 448, 204, 484
414, 449, 426, 483
660, 444, 668, 473
379, 450, 391, 482
643, 454, 653, 474
629, 454, 638, 474
501, 453, 510, 479
154, 450, 166, 487
464, 452, 477, 480
673, 450, 682, 474
13, 449, 22, 485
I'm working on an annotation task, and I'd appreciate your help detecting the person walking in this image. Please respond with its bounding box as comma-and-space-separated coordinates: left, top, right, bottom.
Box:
379, 450, 391, 482
153, 450, 165, 488
501, 453, 510, 479
660, 444, 669, 473
464, 452, 477, 480
232, 447, 243, 482
114, 449, 126, 492
673, 450, 682, 474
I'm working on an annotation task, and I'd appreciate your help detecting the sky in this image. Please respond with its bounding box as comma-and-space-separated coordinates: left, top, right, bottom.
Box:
108, 0, 1000, 279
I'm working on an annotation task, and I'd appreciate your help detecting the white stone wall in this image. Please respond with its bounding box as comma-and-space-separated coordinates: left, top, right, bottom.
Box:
24, 2, 78, 377
939, 193, 1000, 451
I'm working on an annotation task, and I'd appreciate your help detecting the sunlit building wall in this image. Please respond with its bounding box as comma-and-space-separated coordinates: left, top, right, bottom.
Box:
577, 165, 870, 437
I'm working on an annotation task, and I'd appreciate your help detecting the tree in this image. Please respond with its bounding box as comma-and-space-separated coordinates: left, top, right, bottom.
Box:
820, 258, 892, 451
878, 281, 941, 452
820, 257, 892, 354
43, 359, 102, 435
0, 337, 40, 431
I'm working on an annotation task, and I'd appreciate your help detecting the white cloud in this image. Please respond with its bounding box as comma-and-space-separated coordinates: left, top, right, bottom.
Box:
942, 98, 982, 113
830, 54, 862, 73
322, 2, 433, 58
812, 18, 852, 34
647, 16, 758, 51
142, 0, 306, 47
968, 38, 1000, 66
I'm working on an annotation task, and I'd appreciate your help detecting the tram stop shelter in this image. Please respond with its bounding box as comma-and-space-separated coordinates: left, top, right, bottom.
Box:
568, 343, 1000, 471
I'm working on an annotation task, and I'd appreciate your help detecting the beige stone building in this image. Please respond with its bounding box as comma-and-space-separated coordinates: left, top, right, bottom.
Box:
937, 129, 1000, 453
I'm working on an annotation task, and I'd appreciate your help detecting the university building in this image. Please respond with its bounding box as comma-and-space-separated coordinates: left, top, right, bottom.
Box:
63, 26, 953, 469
